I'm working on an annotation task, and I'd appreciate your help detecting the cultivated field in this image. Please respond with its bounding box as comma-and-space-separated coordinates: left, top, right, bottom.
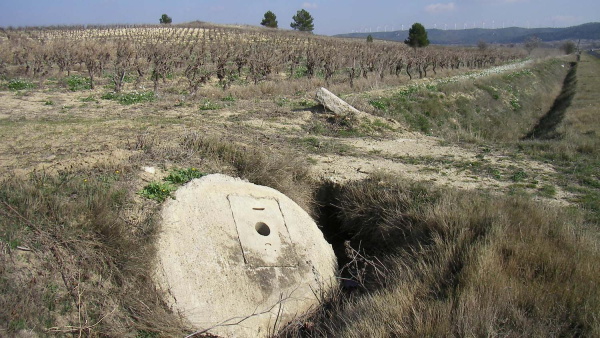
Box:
0, 24, 598, 337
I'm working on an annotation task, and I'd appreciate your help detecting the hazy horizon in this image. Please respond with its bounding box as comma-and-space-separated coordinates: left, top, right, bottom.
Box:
1, 1, 598, 36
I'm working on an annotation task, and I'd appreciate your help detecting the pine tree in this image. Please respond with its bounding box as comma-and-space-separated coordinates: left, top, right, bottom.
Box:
261, 11, 278, 28
290, 9, 314, 33
159, 14, 172, 24
404, 23, 429, 50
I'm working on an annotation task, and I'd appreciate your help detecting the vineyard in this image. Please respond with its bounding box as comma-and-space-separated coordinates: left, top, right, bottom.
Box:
0, 23, 527, 96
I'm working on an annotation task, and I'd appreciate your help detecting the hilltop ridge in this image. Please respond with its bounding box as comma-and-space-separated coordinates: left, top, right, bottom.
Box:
335, 22, 600, 45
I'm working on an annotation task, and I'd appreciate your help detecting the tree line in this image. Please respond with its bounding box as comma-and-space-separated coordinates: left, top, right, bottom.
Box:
158, 10, 314, 32
260, 9, 315, 32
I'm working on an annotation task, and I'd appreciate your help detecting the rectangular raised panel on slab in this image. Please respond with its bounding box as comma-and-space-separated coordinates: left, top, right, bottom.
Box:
228, 195, 297, 268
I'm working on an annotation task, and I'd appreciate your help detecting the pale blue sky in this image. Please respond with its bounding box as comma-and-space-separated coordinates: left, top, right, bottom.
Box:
0, 0, 597, 35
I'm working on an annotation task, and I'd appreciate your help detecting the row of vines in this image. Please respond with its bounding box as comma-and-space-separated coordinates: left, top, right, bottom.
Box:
0, 24, 527, 95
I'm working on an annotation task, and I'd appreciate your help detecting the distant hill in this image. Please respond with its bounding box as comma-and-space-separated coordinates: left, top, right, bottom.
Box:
335, 22, 600, 45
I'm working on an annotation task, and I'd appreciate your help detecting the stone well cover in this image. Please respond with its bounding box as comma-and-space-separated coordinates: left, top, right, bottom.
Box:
154, 174, 337, 337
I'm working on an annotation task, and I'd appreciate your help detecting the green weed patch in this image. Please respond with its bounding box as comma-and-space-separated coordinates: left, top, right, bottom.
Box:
65, 75, 91, 91
138, 181, 176, 202
7, 79, 35, 91
139, 168, 206, 202
101, 91, 155, 105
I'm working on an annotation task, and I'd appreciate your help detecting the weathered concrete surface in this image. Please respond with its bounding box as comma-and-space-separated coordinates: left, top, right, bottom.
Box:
154, 174, 337, 337
315, 87, 398, 128
315, 87, 362, 119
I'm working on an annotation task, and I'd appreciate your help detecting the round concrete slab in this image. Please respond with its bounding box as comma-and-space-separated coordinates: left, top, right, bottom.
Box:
154, 174, 337, 337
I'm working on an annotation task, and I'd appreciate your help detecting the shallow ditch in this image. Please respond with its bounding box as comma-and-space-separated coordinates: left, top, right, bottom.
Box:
313, 182, 360, 290
312, 179, 437, 293
524, 61, 578, 140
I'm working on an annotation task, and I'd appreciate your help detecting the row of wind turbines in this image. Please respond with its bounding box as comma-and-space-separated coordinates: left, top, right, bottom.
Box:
351, 21, 540, 33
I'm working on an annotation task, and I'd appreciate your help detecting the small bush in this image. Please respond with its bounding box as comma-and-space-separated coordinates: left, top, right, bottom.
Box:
395, 85, 419, 99
509, 98, 522, 111
294, 66, 309, 78
505, 69, 534, 79
275, 97, 289, 107
538, 184, 557, 198
294, 99, 313, 108
476, 84, 500, 100
79, 95, 97, 103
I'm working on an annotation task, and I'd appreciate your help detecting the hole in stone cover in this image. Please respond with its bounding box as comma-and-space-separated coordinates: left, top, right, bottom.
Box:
255, 222, 270, 236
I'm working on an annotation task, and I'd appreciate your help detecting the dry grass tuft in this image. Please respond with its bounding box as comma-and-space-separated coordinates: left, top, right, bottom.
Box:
181, 132, 315, 211
0, 169, 189, 336
282, 173, 600, 337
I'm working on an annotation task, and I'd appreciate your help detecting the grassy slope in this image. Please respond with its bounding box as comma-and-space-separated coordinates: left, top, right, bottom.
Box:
286, 56, 600, 337
364, 58, 568, 142
520, 53, 600, 221
281, 53, 600, 337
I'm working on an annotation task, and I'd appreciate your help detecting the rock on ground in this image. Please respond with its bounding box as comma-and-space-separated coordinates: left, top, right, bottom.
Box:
154, 174, 337, 337
315, 87, 397, 127
315, 87, 363, 120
